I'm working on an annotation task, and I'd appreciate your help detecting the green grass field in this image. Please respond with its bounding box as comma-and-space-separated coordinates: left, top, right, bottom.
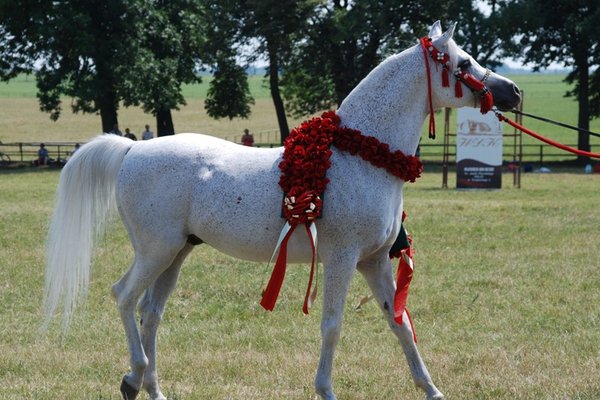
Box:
1, 73, 599, 156
0, 169, 599, 399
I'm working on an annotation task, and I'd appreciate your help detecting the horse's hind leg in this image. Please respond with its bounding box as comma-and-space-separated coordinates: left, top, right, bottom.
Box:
137, 243, 194, 400
112, 241, 187, 400
358, 256, 444, 400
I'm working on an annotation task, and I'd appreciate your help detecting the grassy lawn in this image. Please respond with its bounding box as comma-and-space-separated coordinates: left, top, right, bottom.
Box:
1, 73, 599, 153
0, 169, 598, 399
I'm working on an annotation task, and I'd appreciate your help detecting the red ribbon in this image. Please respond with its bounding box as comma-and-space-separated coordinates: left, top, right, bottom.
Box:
497, 113, 600, 159
393, 238, 417, 343
420, 37, 437, 140
260, 222, 318, 314
261, 191, 320, 313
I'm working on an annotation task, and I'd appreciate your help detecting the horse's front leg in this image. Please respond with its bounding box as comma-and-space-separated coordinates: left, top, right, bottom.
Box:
314, 254, 357, 400
358, 254, 444, 400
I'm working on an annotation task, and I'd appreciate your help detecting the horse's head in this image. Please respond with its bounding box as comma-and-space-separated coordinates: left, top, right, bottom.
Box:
425, 21, 521, 113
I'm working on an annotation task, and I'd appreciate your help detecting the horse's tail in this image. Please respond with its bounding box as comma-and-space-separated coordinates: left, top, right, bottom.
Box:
43, 135, 135, 331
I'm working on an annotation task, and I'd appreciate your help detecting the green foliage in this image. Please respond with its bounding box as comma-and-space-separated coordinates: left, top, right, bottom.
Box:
450, 0, 507, 69
121, 0, 207, 115
280, 0, 442, 117
502, 0, 600, 121
0, 0, 141, 130
205, 58, 254, 119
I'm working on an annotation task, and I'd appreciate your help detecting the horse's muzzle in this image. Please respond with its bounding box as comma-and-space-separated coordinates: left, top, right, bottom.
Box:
489, 75, 522, 112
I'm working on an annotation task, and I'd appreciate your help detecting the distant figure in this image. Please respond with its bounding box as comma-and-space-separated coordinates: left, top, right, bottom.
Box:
141, 124, 154, 140
109, 124, 123, 136
72, 143, 81, 155
241, 128, 254, 146
124, 128, 137, 141
37, 143, 49, 166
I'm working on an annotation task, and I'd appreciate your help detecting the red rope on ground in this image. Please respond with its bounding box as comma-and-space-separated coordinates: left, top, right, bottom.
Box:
496, 113, 600, 159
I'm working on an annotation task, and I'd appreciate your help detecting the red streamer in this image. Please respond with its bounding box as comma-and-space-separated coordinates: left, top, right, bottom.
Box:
497, 113, 600, 159
260, 226, 295, 311
455, 78, 463, 98
419, 37, 436, 140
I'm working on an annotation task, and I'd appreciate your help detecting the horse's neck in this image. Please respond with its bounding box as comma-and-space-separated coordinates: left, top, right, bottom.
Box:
337, 46, 427, 156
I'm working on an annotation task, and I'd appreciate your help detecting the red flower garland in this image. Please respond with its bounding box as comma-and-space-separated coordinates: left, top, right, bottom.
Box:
261, 111, 423, 315
279, 110, 423, 217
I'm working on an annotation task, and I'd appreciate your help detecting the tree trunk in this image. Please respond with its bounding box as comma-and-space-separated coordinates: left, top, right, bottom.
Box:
156, 107, 175, 136
268, 47, 290, 144
576, 59, 590, 164
98, 92, 119, 133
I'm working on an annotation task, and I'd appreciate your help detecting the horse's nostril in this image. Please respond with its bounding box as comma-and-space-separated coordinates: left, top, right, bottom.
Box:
513, 85, 521, 96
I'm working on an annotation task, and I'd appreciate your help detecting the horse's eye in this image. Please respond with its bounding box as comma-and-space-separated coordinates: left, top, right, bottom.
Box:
458, 59, 471, 69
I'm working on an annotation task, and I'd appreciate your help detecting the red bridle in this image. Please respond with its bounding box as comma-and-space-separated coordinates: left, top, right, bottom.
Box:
419, 36, 494, 139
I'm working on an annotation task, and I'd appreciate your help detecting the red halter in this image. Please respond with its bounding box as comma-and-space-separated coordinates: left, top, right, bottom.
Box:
419, 36, 494, 139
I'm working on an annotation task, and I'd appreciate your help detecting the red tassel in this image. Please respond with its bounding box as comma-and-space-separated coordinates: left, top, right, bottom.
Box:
455, 79, 463, 98
441, 68, 449, 87
302, 224, 317, 314
480, 90, 494, 114
261, 226, 296, 311
394, 245, 417, 342
394, 246, 414, 324
428, 115, 435, 139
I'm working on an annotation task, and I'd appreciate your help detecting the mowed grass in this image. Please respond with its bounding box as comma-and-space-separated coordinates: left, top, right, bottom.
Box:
0, 75, 300, 144
1, 73, 599, 154
0, 169, 599, 399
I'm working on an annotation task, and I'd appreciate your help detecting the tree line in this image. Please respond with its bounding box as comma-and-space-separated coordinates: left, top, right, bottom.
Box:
1, 0, 598, 153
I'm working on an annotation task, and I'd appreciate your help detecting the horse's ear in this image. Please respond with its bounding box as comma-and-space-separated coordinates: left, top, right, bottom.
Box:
437, 23, 457, 46
428, 21, 442, 38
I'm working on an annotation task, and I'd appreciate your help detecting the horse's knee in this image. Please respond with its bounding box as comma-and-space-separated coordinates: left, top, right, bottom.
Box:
131, 351, 149, 372
320, 317, 342, 345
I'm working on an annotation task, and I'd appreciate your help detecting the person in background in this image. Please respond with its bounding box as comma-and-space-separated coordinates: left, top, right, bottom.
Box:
241, 128, 254, 146
109, 123, 122, 136
124, 128, 137, 141
141, 124, 154, 140
37, 143, 49, 166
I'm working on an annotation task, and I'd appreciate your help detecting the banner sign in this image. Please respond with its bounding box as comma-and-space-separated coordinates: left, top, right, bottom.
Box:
456, 108, 503, 189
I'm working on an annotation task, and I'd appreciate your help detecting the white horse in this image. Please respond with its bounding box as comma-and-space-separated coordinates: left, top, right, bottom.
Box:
44, 22, 520, 400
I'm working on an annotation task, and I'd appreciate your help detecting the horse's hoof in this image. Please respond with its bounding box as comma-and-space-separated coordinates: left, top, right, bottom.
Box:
427, 393, 445, 400
120, 377, 140, 400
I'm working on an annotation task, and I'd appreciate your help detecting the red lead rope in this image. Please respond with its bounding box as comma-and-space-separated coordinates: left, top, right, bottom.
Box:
496, 112, 600, 159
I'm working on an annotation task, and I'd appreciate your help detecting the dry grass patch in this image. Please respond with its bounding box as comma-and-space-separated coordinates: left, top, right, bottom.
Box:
0, 170, 599, 399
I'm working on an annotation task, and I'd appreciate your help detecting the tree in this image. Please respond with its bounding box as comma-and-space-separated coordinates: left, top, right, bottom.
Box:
240, 0, 317, 143
121, 0, 209, 136
280, 0, 447, 118
450, 0, 509, 70
501, 0, 600, 162
202, 0, 255, 121
0, 0, 139, 133
204, 56, 254, 120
